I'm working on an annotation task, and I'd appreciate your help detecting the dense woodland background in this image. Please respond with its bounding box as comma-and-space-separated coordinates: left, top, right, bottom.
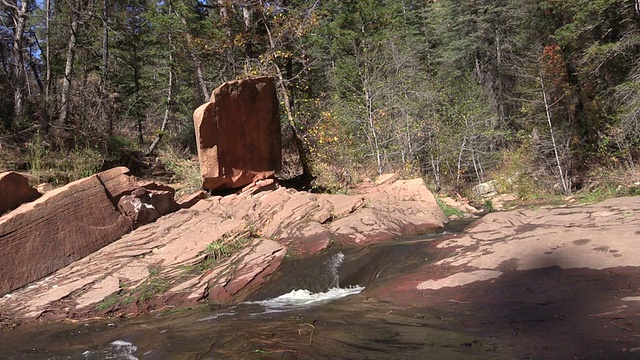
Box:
1, 0, 639, 199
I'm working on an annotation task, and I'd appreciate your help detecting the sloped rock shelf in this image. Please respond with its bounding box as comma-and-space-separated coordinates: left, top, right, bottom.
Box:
0, 221, 483, 360
3, 191, 640, 359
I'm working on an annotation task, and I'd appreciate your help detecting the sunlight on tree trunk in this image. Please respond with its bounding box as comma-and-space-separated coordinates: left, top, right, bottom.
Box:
540, 72, 570, 196
60, 14, 79, 125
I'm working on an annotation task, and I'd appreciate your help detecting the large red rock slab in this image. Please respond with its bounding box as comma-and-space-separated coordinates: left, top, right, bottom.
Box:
0, 169, 134, 296
329, 179, 447, 245
0, 172, 41, 216
193, 77, 282, 190
329, 208, 406, 245
208, 239, 285, 303
279, 221, 333, 257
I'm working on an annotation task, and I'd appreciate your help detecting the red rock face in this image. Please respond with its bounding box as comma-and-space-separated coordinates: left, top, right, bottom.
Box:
117, 182, 180, 228
0, 168, 134, 296
0, 172, 41, 216
193, 77, 282, 190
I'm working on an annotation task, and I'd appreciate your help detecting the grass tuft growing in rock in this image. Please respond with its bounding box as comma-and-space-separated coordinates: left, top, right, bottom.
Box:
436, 196, 464, 218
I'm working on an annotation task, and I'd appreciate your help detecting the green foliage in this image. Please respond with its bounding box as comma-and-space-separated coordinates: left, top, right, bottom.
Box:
483, 200, 496, 213
28, 131, 45, 182
578, 187, 618, 204
492, 144, 556, 201
196, 234, 253, 272
138, 278, 169, 302
161, 148, 202, 197
97, 294, 122, 311
62, 147, 103, 182
577, 165, 640, 203
205, 241, 233, 262
2, 0, 639, 199
436, 196, 464, 218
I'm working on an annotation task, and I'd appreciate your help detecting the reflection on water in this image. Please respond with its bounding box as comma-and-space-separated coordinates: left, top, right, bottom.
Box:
0, 220, 497, 360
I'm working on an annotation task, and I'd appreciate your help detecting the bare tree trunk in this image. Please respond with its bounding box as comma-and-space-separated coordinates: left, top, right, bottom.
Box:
470, 146, 482, 184
101, 0, 111, 134
146, 32, 174, 156
540, 72, 570, 195
365, 87, 382, 175
456, 137, 466, 186
45, 0, 51, 123
264, 20, 313, 180
29, 61, 44, 94
177, 11, 209, 101
218, 0, 229, 28
243, 4, 252, 71
4, 0, 31, 120
0, 43, 6, 73
429, 139, 441, 193
60, 14, 79, 125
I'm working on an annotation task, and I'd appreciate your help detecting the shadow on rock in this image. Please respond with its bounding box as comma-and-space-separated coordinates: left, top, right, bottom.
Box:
417, 253, 640, 359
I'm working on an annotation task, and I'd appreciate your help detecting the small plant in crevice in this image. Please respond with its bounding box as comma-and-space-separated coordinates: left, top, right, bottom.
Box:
205, 241, 233, 261
138, 277, 169, 302
483, 200, 496, 213
196, 231, 254, 272
435, 196, 464, 218
97, 293, 122, 311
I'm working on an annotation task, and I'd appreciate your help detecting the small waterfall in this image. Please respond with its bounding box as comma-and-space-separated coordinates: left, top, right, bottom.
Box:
324, 251, 345, 288
248, 251, 364, 314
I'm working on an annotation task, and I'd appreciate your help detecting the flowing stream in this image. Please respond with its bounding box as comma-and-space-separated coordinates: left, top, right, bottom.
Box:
0, 220, 499, 359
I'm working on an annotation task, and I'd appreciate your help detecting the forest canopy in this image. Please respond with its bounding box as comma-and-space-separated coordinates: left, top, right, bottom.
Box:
1, 0, 639, 197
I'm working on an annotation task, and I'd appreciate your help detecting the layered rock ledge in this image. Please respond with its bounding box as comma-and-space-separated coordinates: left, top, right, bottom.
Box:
0, 175, 446, 324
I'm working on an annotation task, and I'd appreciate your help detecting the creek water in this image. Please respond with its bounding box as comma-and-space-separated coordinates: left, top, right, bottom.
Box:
0, 220, 500, 360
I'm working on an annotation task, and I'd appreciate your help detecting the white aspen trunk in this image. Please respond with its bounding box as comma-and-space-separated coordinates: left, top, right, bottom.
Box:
430, 140, 441, 192
45, 0, 51, 116
60, 15, 79, 125
471, 146, 482, 184
177, 11, 209, 101
101, 0, 110, 134
366, 88, 382, 175
7, 0, 30, 120
540, 72, 570, 195
242, 4, 252, 73
218, 0, 230, 36
456, 137, 467, 186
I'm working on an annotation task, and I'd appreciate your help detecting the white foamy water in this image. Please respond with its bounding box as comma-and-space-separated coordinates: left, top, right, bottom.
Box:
197, 312, 236, 322
81, 340, 138, 360
251, 286, 365, 314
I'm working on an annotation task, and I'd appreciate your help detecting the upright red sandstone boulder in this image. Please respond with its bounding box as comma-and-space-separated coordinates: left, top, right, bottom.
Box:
193, 76, 282, 190
0, 172, 41, 216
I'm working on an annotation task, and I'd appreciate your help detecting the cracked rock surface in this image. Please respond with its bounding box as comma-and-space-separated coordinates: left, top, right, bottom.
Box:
0, 176, 445, 324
